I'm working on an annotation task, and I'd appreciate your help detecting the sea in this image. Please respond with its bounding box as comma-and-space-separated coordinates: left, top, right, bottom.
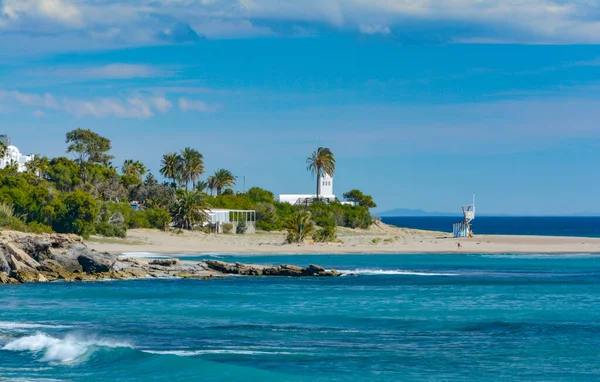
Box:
382, 216, 600, 238
2, 252, 600, 381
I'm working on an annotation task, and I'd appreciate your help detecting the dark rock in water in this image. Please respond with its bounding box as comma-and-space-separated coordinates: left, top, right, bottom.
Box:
203, 260, 340, 277
149, 259, 179, 267
77, 250, 115, 274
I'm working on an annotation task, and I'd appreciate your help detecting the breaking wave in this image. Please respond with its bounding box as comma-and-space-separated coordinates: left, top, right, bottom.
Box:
2, 332, 133, 364
339, 269, 458, 276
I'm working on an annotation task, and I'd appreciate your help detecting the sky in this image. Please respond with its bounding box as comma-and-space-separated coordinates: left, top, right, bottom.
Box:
2, 0, 600, 215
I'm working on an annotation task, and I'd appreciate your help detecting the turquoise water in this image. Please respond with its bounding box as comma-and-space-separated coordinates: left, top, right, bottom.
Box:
2, 253, 600, 381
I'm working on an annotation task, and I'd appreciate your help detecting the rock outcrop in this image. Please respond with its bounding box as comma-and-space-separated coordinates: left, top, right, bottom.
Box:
203, 260, 339, 277
0, 230, 339, 285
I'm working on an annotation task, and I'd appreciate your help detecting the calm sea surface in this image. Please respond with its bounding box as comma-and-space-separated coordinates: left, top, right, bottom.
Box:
383, 216, 600, 237
2, 253, 600, 381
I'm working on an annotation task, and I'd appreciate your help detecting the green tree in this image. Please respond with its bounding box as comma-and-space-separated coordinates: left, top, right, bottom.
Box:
160, 152, 183, 187
52, 190, 99, 237
306, 147, 336, 200
44, 157, 82, 192
247, 187, 275, 203
283, 211, 315, 244
208, 169, 236, 196
172, 189, 209, 230
66, 128, 113, 184
343, 189, 377, 208
180, 147, 204, 190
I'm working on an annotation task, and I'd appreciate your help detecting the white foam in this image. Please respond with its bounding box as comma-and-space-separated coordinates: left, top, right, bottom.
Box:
3, 332, 133, 364
144, 349, 292, 356
0, 322, 71, 330
119, 252, 171, 259
339, 269, 458, 276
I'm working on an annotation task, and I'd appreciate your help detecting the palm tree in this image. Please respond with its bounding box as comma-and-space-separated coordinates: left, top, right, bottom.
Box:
180, 147, 204, 190
122, 160, 147, 182
26, 155, 49, 180
160, 153, 183, 187
171, 189, 210, 230
209, 169, 236, 196
306, 147, 336, 200
283, 211, 315, 243
195, 180, 209, 194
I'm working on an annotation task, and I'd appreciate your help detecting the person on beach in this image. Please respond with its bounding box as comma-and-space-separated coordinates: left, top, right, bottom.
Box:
457, 243, 462, 249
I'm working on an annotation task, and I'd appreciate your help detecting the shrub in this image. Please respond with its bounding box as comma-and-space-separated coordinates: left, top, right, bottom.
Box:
222, 223, 234, 234
236, 219, 247, 234
95, 222, 127, 238
314, 224, 337, 243
144, 208, 171, 230
27, 221, 54, 234
255, 202, 280, 231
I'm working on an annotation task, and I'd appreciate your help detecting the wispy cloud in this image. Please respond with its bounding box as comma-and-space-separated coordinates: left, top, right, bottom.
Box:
0, 89, 216, 119
178, 98, 222, 113
28, 64, 172, 80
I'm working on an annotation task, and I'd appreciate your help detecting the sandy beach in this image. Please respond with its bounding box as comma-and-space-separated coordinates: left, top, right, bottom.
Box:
85, 223, 600, 255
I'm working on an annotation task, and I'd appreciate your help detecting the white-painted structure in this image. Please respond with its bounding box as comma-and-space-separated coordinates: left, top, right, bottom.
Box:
0, 143, 35, 173
206, 208, 256, 234
279, 174, 337, 205
453, 194, 476, 238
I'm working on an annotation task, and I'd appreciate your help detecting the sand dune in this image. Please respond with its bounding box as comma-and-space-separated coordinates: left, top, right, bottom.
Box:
85, 223, 600, 255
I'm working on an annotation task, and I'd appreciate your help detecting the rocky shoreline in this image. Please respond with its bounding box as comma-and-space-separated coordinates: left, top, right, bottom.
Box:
0, 230, 339, 284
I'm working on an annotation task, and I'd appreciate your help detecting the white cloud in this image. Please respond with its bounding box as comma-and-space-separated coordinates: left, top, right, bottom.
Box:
152, 97, 173, 113
0, 89, 181, 119
2, 0, 600, 49
178, 98, 221, 113
359, 24, 390, 35
32, 109, 46, 118
2, 0, 82, 26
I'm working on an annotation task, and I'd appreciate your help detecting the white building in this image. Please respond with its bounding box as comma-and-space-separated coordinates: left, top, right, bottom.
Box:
279, 174, 337, 205
0, 143, 35, 173
206, 209, 256, 234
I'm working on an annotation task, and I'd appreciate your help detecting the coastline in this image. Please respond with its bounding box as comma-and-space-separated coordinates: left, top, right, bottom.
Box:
85, 223, 600, 255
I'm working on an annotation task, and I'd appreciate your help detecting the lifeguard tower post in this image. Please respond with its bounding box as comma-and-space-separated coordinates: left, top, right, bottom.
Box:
453, 194, 475, 238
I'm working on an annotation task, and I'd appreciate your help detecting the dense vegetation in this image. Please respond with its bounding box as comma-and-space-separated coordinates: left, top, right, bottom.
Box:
0, 129, 376, 242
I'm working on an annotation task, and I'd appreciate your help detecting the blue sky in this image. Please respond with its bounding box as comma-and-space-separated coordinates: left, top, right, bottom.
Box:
2, 0, 600, 215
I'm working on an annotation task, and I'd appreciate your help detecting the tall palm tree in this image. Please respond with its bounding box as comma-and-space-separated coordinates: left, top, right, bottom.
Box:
180, 147, 204, 190
209, 169, 236, 196
122, 160, 147, 182
171, 189, 210, 230
160, 153, 183, 187
306, 147, 336, 200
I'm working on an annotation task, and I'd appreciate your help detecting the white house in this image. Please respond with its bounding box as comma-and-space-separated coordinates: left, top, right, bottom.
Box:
279, 174, 337, 205
0, 143, 34, 173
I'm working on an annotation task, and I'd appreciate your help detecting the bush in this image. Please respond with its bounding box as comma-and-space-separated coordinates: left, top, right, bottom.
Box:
314, 224, 337, 242
236, 219, 247, 234
95, 222, 126, 238
255, 202, 280, 231
144, 208, 171, 231
222, 223, 234, 234
27, 221, 54, 234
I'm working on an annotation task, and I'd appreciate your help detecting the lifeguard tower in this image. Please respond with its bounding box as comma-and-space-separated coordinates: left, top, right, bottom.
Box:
453, 194, 475, 238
